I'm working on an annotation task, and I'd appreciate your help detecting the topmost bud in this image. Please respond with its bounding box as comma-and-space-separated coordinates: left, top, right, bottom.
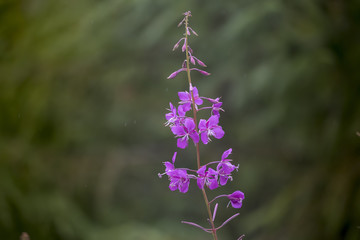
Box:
178, 11, 192, 27
183, 11, 192, 17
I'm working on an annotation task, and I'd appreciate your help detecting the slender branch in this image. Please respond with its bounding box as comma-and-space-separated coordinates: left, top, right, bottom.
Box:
215, 213, 240, 230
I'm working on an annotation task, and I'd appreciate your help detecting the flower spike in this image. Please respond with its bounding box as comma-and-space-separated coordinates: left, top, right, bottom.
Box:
160, 11, 245, 238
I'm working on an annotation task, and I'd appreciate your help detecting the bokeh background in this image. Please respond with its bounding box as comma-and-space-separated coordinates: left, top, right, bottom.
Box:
1, 0, 359, 239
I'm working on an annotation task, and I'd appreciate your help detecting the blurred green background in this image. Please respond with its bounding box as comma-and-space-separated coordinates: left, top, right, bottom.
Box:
1, 0, 359, 239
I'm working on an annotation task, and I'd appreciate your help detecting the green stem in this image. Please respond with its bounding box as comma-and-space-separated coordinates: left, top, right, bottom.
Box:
184, 16, 218, 240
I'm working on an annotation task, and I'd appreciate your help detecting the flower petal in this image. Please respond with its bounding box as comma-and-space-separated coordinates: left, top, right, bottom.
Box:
181, 103, 192, 112
190, 131, 199, 144
208, 115, 219, 127
198, 119, 207, 131
178, 91, 190, 101
195, 98, 203, 106
184, 118, 195, 131
179, 179, 190, 193
191, 86, 199, 97
198, 165, 206, 174
197, 177, 205, 189
201, 132, 208, 144
169, 182, 178, 191
219, 175, 228, 186
208, 179, 219, 190
221, 148, 232, 160
172, 152, 177, 163
212, 126, 225, 139
177, 137, 188, 149
230, 200, 242, 209
171, 126, 186, 136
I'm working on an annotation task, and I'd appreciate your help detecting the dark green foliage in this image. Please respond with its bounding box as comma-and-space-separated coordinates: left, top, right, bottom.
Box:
0, 0, 359, 239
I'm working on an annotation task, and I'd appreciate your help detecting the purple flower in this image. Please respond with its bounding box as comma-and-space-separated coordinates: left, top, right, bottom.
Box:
163, 152, 177, 174
227, 191, 245, 208
165, 102, 177, 126
198, 115, 225, 144
168, 68, 186, 79
159, 152, 190, 193
217, 148, 237, 185
171, 118, 199, 149
206, 97, 224, 116
168, 169, 190, 193
165, 103, 186, 126
178, 86, 203, 111
197, 166, 219, 190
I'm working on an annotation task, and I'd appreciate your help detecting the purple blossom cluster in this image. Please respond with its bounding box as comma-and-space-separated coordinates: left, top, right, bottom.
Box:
165, 86, 224, 149
159, 11, 245, 239
158, 149, 242, 209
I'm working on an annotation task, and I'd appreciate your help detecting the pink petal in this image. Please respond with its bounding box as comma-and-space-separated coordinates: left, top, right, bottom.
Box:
164, 162, 174, 172
178, 91, 190, 101
169, 182, 178, 191
179, 181, 189, 193
208, 115, 219, 126
208, 179, 219, 190
230, 200, 242, 209
172, 152, 177, 163
219, 175, 228, 186
171, 126, 186, 136
195, 98, 203, 106
231, 190, 245, 199
184, 118, 195, 131
181, 103, 192, 112
177, 137, 188, 149
198, 119, 207, 131
165, 112, 173, 121
197, 166, 206, 175
190, 132, 199, 144
191, 86, 199, 97
221, 148, 232, 160
212, 126, 225, 139
200, 132, 208, 144
197, 177, 205, 189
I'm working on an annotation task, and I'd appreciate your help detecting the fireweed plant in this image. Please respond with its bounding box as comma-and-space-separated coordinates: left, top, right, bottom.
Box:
158, 11, 245, 240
